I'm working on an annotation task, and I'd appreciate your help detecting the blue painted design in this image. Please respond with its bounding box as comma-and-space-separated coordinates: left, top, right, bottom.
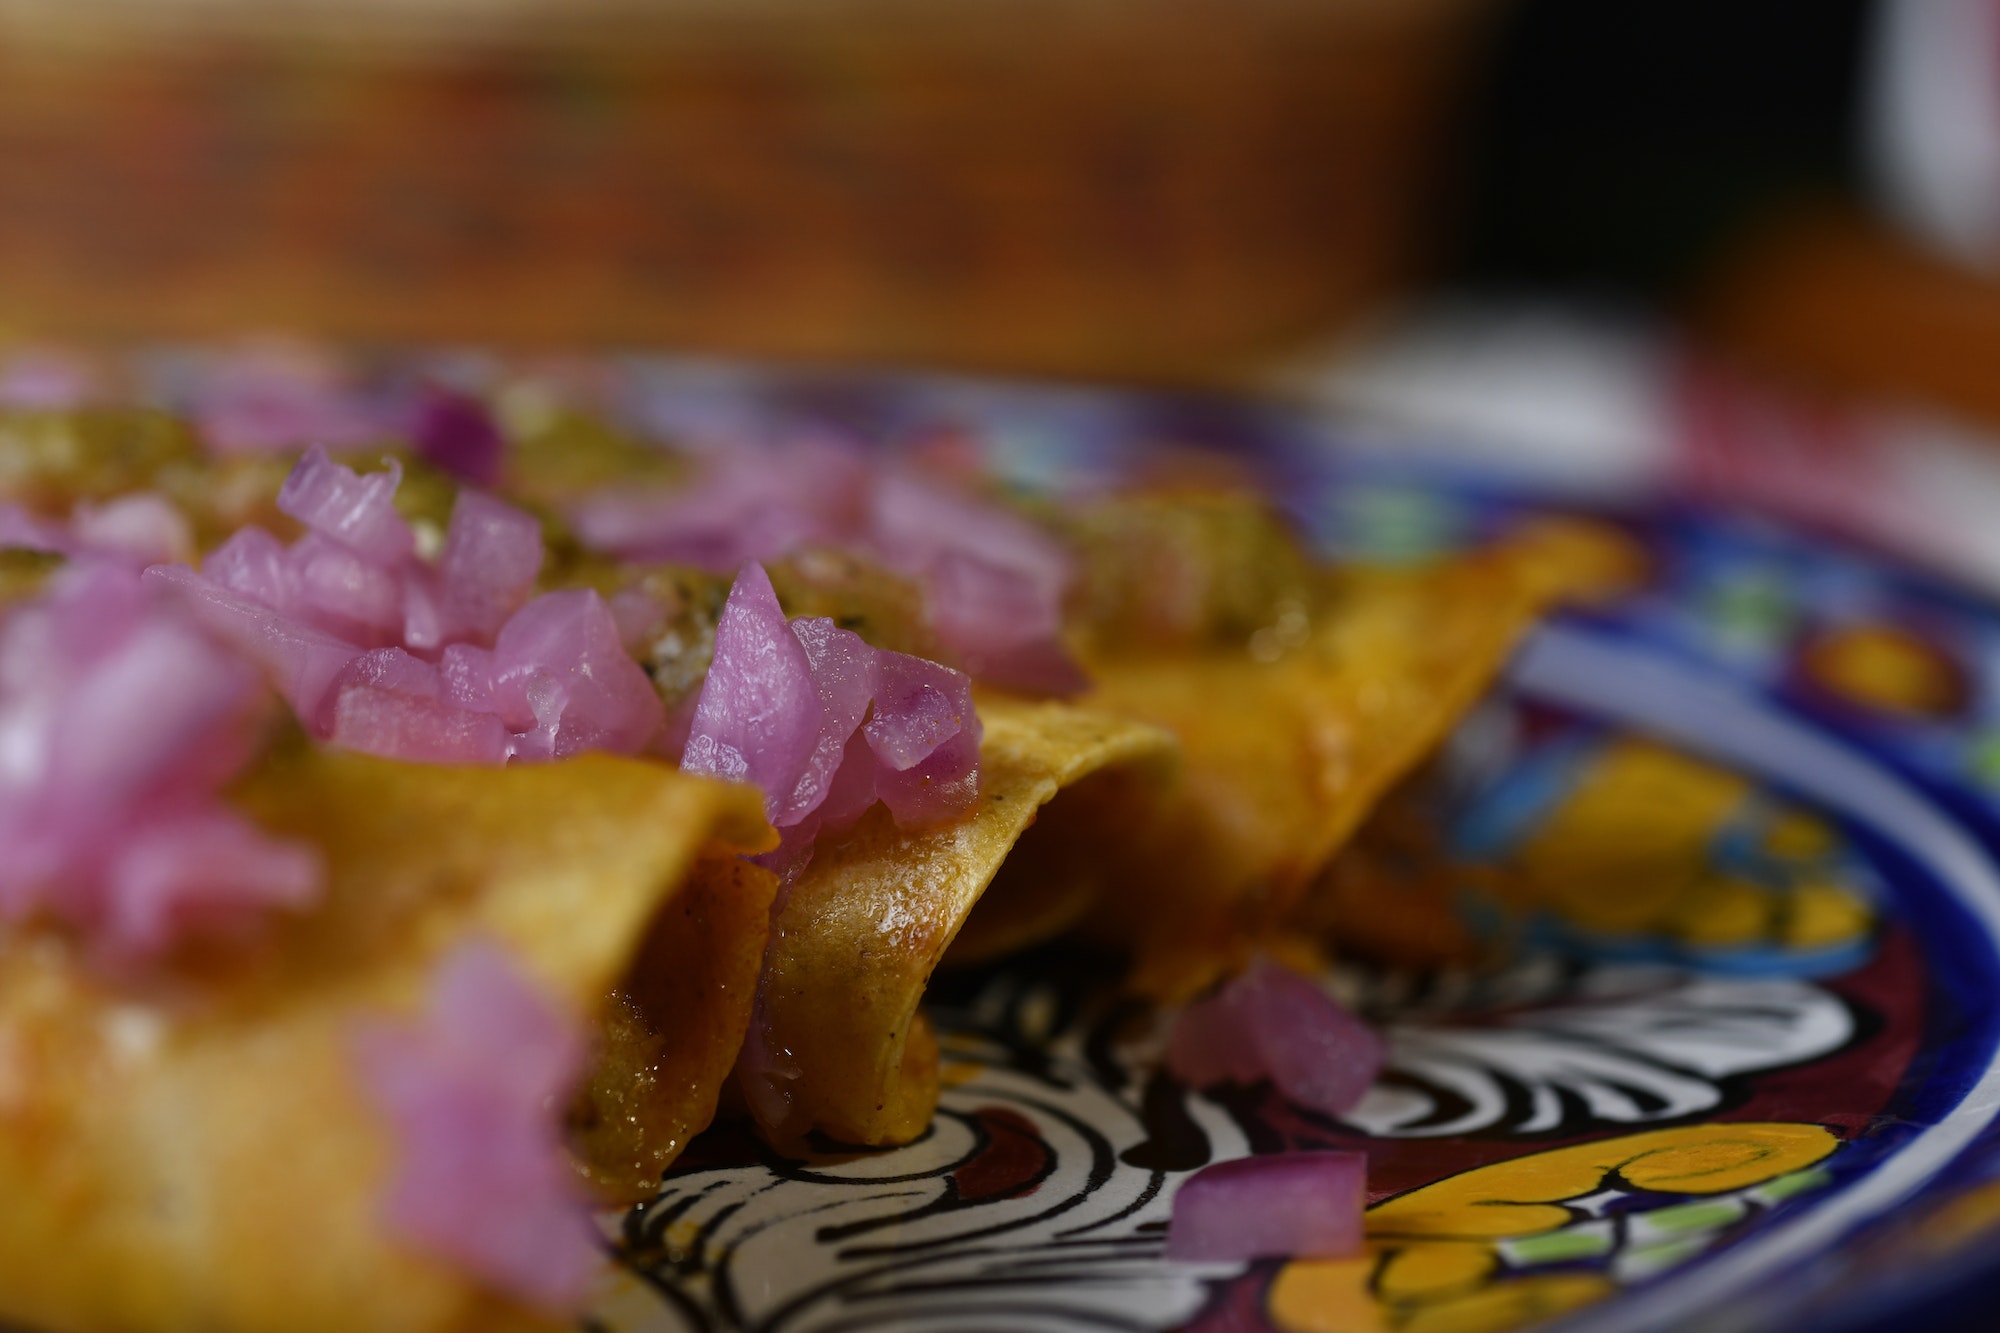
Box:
1448, 728, 1602, 859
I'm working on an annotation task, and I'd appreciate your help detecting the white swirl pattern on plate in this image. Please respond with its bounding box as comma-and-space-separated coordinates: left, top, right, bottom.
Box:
1346, 966, 1855, 1138
597, 975, 1240, 1333
596, 952, 1855, 1333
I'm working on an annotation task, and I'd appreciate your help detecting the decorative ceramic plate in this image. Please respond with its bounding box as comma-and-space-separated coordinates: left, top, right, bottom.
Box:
19, 347, 2000, 1333
507, 361, 2000, 1333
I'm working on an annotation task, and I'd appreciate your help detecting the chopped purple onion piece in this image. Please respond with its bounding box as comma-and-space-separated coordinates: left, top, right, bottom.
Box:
1167, 1152, 1366, 1263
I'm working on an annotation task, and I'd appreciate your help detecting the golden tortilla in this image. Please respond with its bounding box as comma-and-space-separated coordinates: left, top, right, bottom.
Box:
0, 747, 771, 1333
1074, 546, 1550, 1000
745, 698, 1177, 1150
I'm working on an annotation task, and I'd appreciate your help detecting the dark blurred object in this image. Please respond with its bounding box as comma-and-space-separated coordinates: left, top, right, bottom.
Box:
1441, 0, 1872, 298
0, 0, 1487, 382
1437, 0, 2000, 441
1692, 0, 2000, 436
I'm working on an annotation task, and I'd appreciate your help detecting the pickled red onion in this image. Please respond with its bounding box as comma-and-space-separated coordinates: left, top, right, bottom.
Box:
866, 642, 981, 827
69, 494, 193, 565
863, 648, 970, 771
319, 648, 512, 765
866, 472, 1085, 695
351, 941, 597, 1312
2, 494, 193, 567
566, 443, 1085, 696
434, 490, 542, 642
152, 448, 661, 765
0, 502, 78, 556
144, 563, 360, 724
202, 524, 291, 606
0, 560, 321, 959
278, 445, 416, 563
568, 440, 865, 570
1167, 959, 1385, 1118
786, 614, 877, 823
681, 561, 982, 874
191, 345, 388, 455
410, 387, 504, 487
1166, 1152, 1366, 1262
679, 562, 821, 813
286, 532, 405, 646
488, 589, 662, 760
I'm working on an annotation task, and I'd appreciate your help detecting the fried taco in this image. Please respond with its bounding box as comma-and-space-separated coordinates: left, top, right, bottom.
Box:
0, 435, 788, 1329
1072, 541, 1554, 998
552, 435, 1591, 1086
744, 695, 1176, 1148
931, 489, 1581, 999
652, 558, 1178, 1149
0, 355, 1604, 1321
0, 737, 772, 1333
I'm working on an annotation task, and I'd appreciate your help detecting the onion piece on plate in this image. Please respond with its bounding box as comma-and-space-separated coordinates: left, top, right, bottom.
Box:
1167, 958, 1386, 1117
1167, 1151, 1367, 1262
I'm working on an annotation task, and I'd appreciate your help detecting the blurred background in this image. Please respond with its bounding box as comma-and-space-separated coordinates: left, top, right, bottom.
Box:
0, 0, 1474, 378
2, 0, 1998, 444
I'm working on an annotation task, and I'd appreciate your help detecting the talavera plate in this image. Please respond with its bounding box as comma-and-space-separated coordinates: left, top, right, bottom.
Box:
482, 360, 2000, 1333
545, 361, 2000, 1333
71, 349, 2000, 1333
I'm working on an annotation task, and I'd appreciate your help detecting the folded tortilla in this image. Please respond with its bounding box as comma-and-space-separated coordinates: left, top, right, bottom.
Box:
744, 697, 1177, 1149
1073, 547, 1551, 999
0, 746, 771, 1333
